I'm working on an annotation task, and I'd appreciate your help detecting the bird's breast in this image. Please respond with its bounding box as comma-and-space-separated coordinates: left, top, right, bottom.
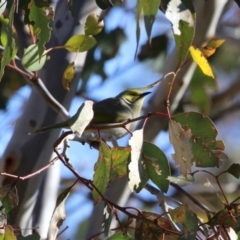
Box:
84, 122, 136, 140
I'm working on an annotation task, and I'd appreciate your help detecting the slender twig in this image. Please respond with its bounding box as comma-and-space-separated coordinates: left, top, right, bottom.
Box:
1, 157, 59, 180
170, 182, 214, 216
57, 226, 69, 237
86, 111, 169, 131
191, 170, 229, 205
145, 183, 181, 206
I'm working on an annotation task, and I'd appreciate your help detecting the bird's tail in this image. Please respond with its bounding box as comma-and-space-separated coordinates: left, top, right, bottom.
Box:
29, 120, 69, 134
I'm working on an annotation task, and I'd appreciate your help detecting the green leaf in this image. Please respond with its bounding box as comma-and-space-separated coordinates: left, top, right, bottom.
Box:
227, 163, 240, 179
135, 211, 173, 239
93, 141, 111, 204
190, 66, 217, 114
135, 0, 143, 58
62, 61, 75, 91
21, 44, 47, 71
207, 209, 236, 228
92, 145, 130, 204
110, 147, 131, 180
142, 0, 161, 43
17, 232, 41, 240
169, 205, 198, 240
172, 112, 227, 169
4, 226, 16, 240
0, 3, 18, 82
135, 0, 160, 57
0, 185, 19, 214
84, 13, 104, 36
142, 141, 170, 193
64, 34, 97, 52
174, 20, 195, 69
28, 0, 53, 58
166, 0, 195, 69
107, 232, 133, 240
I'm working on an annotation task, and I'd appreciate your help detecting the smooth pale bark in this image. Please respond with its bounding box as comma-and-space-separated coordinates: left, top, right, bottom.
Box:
0, 0, 100, 237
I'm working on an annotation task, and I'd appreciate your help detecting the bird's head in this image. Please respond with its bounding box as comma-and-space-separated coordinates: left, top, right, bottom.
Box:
117, 89, 151, 105
117, 89, 151, 118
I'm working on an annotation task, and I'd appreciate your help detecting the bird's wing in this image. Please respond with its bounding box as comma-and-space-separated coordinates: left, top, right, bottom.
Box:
92, 97, 132, 124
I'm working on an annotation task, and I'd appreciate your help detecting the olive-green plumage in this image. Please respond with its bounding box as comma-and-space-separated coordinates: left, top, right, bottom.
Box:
32, 89, 150, 139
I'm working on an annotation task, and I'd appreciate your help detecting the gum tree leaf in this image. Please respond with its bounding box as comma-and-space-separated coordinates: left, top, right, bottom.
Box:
142, 0, 161, 43
62, 61, 75, 91
48, 184, 74, 239
107, 232, 132, 240
92, 141, 111, 204
166, 0, 195, 69
169, 204, 198, 240
18, 233, 40, 240
142, 141, 170, 192
200, 39, 225, 58
208, 209, 236, 228
169, 120, 193, 177
128, 129, 144, 191
190, 66, 217, 114
28, 0, 53, 58
64, 34, 97, 52
135, 211, 174, 239
84, 13, 104, 36
227, 163, 240, 179
21, 44, 47, 71
135, 0, 160, 57
0, 3, 17, 81
4, 226, 16, 240
0, 185, 19, 214
68, 101, 94, 137
110, 147, 131, 180
172, 112, 227, 169
189, 46, 214, 78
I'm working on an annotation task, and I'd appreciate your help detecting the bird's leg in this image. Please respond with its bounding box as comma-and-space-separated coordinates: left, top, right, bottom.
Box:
97, 128, 102, 140
109, 136, 118, 147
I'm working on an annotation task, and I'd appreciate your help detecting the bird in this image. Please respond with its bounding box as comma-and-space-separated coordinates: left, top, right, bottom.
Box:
31, 89, 151, 141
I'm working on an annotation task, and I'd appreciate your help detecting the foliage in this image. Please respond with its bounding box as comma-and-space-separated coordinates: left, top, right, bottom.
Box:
0, 0, 240, 239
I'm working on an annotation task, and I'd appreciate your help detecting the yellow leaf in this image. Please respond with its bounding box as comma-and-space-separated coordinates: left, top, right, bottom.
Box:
189, 46, 214, 78
200, 39, 225, 58
62, 62, 75, 91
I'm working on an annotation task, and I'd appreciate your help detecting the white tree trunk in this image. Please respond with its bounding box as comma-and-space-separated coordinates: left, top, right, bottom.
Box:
0, 0, 100, 238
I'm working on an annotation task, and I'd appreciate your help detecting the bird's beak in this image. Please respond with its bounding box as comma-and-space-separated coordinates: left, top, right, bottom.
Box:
141, 91, 151, 97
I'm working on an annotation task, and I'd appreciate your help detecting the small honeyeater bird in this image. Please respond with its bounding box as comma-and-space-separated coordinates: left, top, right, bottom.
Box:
32, 89, 151, 139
